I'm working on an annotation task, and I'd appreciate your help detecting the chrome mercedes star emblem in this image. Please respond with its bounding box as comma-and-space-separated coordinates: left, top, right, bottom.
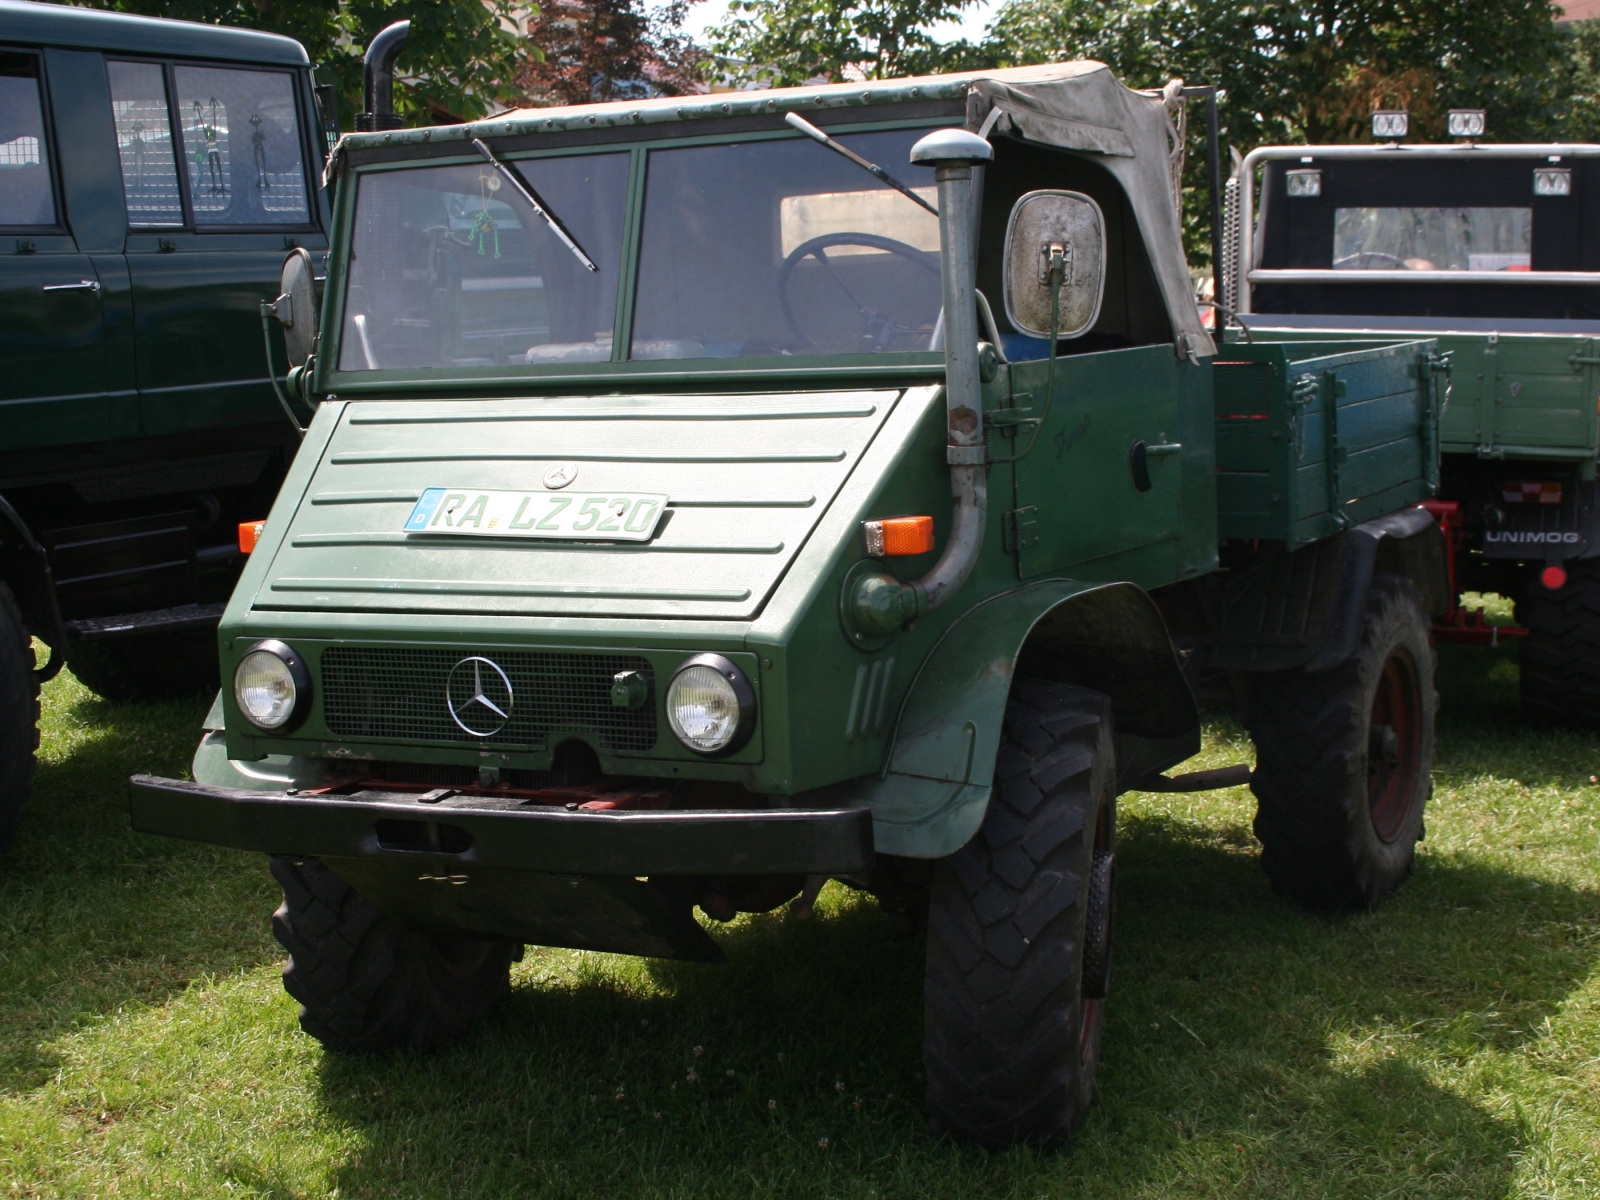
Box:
445, 656, 514, 738
543, 463, 578, 489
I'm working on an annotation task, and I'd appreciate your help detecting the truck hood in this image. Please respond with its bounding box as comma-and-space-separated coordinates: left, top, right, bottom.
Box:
252, 390, 906, 622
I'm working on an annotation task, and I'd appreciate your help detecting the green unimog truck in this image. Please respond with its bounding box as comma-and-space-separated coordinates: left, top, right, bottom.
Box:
0, 0, 335, 848
130, 63, 1451, 1147
1227, 123, 1600, 722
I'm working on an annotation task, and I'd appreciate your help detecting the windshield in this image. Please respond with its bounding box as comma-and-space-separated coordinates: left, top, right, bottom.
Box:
336, 128, 946, 374
1332, 206, 1532, 271
339, 153, 628, 370
632, 129, 940, 359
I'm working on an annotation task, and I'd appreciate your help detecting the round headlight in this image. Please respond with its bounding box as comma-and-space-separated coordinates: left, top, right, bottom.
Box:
233, 640, 309, 731
666, 654, 756, 755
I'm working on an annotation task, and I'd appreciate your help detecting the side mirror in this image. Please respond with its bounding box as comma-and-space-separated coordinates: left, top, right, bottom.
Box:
1003, 190, 1106, 340
268, 247, 318, 368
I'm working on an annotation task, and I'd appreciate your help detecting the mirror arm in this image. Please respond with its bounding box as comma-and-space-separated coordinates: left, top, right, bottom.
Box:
987, 250, 1064, 465
259, 301, 307, 438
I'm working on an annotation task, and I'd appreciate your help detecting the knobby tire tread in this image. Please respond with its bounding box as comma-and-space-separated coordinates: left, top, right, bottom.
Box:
1249, 573, 1435, 911
270, 856, 517, 1054
1519, 559, 1600, 727
0, 584, 39, 854
923, 680, 1113, 1148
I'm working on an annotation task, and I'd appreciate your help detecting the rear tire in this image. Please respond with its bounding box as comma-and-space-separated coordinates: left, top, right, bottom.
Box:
67, 628, 219, 702
270, 856, 520, 1053
1519, 559, 1600, 727
923, 681, 1116, 1148
0, 585, 39, 854
1249, 573, 1435, 911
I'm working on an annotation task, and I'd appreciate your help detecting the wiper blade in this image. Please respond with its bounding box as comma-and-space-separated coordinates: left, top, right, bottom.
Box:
784, 112, 939, 217
471, 138, 598, 273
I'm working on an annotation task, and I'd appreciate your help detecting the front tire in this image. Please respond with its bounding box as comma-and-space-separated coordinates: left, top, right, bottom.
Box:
1249, 573, 1435, 910
0, 585, 39, 854
923, 681, 1117, 1148
270, 857, 520, 1053
1519, 559, 1600, 727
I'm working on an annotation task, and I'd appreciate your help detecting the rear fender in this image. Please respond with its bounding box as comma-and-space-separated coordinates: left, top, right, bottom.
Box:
852, 579, 1198, 858
1309, 509, 1449, 671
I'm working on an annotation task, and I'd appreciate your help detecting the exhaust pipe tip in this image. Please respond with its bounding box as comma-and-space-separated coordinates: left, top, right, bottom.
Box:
356, 19, 410, 132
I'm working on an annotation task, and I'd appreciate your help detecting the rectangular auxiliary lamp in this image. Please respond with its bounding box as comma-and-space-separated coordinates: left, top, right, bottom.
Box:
1285, 169, 1321, 198
1371, 110, 1409, 139
1534, 167, 1572, 196
863, 516, 935, 557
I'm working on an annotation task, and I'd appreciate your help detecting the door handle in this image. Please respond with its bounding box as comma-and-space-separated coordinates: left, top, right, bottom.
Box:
42, 279, 101, 293
1129, 440, 1182, 492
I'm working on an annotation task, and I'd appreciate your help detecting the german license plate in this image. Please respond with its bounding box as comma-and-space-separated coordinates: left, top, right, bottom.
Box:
404, 488, 668, 541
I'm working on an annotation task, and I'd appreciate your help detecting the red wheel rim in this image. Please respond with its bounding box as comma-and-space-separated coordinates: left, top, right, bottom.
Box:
1367, 647, 1423, 842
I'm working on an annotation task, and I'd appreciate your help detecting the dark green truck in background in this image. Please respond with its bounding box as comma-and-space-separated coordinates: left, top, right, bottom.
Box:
0, 0, 331, 846
128, 62, 1453, 1146
1228, 129, 1600, 722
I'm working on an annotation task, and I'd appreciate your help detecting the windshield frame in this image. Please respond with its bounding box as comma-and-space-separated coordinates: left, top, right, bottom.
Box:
319, 117, 955, 396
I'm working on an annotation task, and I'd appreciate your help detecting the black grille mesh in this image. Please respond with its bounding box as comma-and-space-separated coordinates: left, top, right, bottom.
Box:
320, 647, 656, 750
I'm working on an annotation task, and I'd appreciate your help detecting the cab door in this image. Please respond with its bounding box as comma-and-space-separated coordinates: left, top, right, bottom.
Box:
1009, 343, 1189, 587
107, 57, 323, 437
0, 48, 109, 452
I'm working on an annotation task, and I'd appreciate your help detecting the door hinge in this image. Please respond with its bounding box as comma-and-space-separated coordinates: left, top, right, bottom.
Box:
1004, 506, 1039, 553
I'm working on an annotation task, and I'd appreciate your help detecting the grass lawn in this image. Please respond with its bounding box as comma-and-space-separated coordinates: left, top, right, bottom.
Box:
0, 644, 1596, 1198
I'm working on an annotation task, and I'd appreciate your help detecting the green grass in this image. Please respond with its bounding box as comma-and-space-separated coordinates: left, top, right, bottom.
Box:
0, 646, 1597, 1198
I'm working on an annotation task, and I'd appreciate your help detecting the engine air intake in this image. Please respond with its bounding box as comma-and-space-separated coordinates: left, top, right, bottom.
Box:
320, 647, 657, 750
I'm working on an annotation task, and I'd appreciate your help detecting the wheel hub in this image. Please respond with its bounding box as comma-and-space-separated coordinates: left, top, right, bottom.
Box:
1367, 649, 1423, 842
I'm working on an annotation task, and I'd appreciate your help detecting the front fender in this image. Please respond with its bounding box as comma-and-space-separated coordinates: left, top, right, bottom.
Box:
847, 579, 1198, 858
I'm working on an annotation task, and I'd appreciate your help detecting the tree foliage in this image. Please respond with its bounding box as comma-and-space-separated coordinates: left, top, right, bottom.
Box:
708, 0, 975, 86
985, 0, 1570, 147
61, 0, 527, 124
520, 0, 703, 106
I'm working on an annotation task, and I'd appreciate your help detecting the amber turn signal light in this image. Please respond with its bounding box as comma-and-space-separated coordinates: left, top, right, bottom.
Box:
238, 520, 266, 554
863, 515, 935, 557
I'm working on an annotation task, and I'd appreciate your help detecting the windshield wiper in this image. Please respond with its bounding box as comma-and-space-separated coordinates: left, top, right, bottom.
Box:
784, 112, 939, 217
471, 138, 598, 273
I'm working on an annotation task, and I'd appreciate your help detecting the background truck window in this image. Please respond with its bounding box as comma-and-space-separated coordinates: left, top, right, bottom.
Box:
174, 65, 309, 226
631, 128, 942, 360
1333, 206, 1532, 271
0, 53, 55, 227
340, 154, 628, 371
107, 60, 183, 227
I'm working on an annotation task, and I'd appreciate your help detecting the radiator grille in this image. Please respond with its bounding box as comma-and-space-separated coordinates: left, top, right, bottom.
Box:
320, 647, 656, 751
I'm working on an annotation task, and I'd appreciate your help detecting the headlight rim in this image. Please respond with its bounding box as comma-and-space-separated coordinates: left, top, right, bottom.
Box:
665, 652, 756, 756
232, 638, 312, 733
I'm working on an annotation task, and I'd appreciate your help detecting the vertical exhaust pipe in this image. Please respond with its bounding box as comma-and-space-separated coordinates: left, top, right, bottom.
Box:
849, 128, 994, 638
356, 20, 410, 132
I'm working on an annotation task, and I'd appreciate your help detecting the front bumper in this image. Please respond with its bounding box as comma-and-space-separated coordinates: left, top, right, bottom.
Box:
128, 774, 874, 962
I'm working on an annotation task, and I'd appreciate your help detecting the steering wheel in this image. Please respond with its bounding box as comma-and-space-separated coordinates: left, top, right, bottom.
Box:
1333, 251, 1410, 270
777, 232, 939, 353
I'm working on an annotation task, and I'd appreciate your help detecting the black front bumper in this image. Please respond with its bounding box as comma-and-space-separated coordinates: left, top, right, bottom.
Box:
128, 775, 875, 962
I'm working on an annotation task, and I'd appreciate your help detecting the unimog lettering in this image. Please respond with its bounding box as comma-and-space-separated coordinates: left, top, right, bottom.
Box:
1483, 531, 1581, 544
131, 59, 1449, 1150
